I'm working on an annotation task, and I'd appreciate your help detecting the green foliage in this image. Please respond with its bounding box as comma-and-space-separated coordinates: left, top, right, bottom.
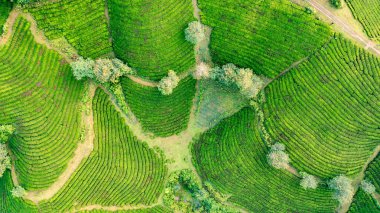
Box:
330, 0, 342, 8
157, 70, 180, 95
300, 172, 319, 190
349, 155, 380, 212
361, 180, 376, 194
193, 108, 337, 212
263, 36, 380, 178
0, 143, 11, 178
0, 0, 12, 34
0, 18, 83, 190
329, 175, 354, 206
267, 143, 290, 169
210, 64, 266, 99
108, 0, 195, 80
26, 0, 112, 58
345, 0, 380, 39
121, 77, 196, 137
198, 0, 332, 78
11, 186, 26, 198
0, 171, 38, 212
78, 206, 171, 213
71, 57, 133, 83
163, 170, 237, 213
0, 124, 15, 143
348, 189, 380, 213
185, 21, 206, 45
38, 89, 167, 211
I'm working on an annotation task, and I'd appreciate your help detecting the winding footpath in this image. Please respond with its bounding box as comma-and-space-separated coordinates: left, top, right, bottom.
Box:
22, 82, 97, 203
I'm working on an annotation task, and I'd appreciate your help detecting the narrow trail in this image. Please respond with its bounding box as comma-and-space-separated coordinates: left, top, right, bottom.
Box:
21, 82, 97, 203
338, 145, 380, 213
291, 0, 380, 57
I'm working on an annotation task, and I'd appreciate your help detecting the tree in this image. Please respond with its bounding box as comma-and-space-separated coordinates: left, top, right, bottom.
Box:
0, 143, 11, 178
330, 0, 342, 8
267, 143, 290, 169
329, 175, 354, 206
300, 172, 319, 189
185, 21, 206, 44
70, 57, 95, 80
158, 70, 180, 95
193, 62, 210, 80
11, 186, 26, 198
361, 180, 376, 194
0, 124, 15, 143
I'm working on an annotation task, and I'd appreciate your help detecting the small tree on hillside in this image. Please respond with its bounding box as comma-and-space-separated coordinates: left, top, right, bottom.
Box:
300, 172, 319, 190
158, 70, 180, 95
71, 57, 95, 80
330, 0, 342, 8
329, 175, 354, 206
0, 143, 11, 178
11, 186, 26, 198
193, 62, 210, 80
361, 180, 376, 194
267, 142, 290, 169
0, 125, 15, 143
185, 21, 206, 44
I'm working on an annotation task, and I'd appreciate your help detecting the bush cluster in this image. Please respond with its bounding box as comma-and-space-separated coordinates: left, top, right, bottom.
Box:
157, 70, 180, 95
11, 186, 26, 198
71, 57, 133, 83
300, 172, 319, 189
361, 180, 376, 194
185, 21, 206, 45
163, 170, 238, 213
0, 143, 11, 178
267, 143, 290, 169
330, 0, 342, 8
210, 64, 265, 99
0, 124, 15, 143
329, 175, 354, 206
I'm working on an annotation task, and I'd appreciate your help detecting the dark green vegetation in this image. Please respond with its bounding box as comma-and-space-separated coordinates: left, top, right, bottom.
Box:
349, 155, 380, 212
349, 189, 380, 212
263, 36, 380, 178
0, 18, 83, 190
122, 77, 196, 137
39, 89, 167, 211
108, 0, 195, 81
193, 108, 337, 212
345, 0, 380, 39
330, 0, 342, 8
27, 0, 112, 58
0, 0, 11, 34
0, 171, 37, 212
197, 0, 332, 78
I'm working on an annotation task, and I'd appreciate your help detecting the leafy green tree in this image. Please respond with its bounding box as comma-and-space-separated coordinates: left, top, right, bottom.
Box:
158, 70, 179, 95
185, 21, 206, 44
0, 124, 15, 143
329, 175, 354, 206
71, 57, 95, 80
0, 143, 11, 178
361, 180, 376, 194
267, 143, 290, 169
11, 186, 26, 198
300, 172, 319, 189
330, 0, 342, 8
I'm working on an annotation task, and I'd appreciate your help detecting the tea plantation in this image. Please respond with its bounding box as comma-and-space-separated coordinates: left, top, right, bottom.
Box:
0, 0, 379, 212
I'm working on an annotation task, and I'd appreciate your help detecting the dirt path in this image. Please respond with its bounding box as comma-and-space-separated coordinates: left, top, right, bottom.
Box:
22, 82, 97, 203
338, 145, 380, 213
192, 0, 201, 21
291, 0, 380, 56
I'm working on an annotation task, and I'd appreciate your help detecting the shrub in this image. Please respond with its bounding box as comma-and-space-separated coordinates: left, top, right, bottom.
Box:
71, 57, 95, 80
0, 143, 11, 178
300, 172, 319, 189
361, 180, 376, 194
267, 143, 290, 169
0, 125, 15, 143
210, 64, 265, 99
157, 70, 180, 95
11, 186, 26, 198
329, 175, 354, 206
185, 21, 206, 44
193, 62, 210, 80
71, 57, 133, 83
330, 0, 342, 8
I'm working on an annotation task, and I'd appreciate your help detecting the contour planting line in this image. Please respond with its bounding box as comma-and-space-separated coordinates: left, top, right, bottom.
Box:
338, 144, 380, 213
20, 81, 97, 203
